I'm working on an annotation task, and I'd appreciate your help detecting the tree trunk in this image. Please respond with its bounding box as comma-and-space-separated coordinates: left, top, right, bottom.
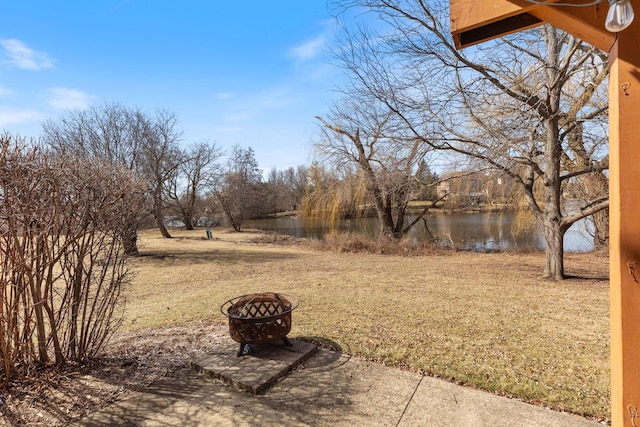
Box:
538, 29, 565, 280
229, 217, 242, 232
122, 228, 139, 256
540, 115, 567, 280
381, 205, 397, 238
68, 254, 84, 361
540, 172, 567, 279
153, 208, 172, 238
591, 207, 609, 250
542, 218, 566, 280
182, 213, 194, 230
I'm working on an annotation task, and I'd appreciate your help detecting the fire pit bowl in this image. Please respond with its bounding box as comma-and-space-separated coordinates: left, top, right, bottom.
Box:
220, 292, 298, 356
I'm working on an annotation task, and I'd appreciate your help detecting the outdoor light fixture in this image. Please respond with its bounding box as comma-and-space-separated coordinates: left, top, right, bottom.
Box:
605, 0, 635, 32
523, 0, 635, 32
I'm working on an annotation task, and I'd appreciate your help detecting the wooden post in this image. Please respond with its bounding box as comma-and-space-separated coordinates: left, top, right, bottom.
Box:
609, 17, 640, 426
450, 0, 640, 424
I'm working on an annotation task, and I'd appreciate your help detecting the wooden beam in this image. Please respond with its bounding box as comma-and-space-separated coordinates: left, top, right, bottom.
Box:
451, 0, 615, 51
451, 0, 540, 48
450, 0, 536, 32
527, 3, 614, 51
453, 13, 542, 48
609, 15, 640, 425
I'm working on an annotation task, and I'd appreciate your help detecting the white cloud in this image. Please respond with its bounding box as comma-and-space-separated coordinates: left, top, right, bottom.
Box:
0, 86, 14, 98
47, 87, 94, 110
289, 35, 326, 61
256, 86, 298, 109
0, 108, 43, 127
0, 39, 54, 70
219, 85, 298, 125
216, 92, 234, 100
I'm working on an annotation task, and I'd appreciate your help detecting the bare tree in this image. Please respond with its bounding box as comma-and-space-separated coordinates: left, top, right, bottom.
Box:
136, 109, 184, 238
42, 103, 141, 167
265, 168, 280, 216
214, 146, 263, 232
333, 0, 609, 279
42, 104, 186, 248
263, 165, 310, 215
286, 166, 310, 211
165, 140, 223, 229
315, 97, 436, 239
42, 103, 147, 254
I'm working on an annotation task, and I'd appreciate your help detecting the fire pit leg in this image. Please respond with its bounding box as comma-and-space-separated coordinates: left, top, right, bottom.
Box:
237, 342, 250, 357
282, 337, 293, 347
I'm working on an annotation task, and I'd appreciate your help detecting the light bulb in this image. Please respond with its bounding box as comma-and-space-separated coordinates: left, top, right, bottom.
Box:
606, 0, 635, 32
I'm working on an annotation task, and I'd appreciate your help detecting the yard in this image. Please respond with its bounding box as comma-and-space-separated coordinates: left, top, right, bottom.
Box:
122, 228, 609, 421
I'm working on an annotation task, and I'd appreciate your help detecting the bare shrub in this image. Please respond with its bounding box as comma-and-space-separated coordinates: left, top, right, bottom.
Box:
318, 231, 438, 255
0, 134, 146, 385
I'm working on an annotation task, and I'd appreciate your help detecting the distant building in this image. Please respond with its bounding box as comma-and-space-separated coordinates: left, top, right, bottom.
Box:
436, 181, 450, 200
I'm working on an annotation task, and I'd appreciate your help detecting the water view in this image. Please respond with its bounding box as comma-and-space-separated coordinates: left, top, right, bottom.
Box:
245, 212, 594, 252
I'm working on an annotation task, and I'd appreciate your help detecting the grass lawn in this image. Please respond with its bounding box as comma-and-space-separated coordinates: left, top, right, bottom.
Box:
124, 228, 610, 421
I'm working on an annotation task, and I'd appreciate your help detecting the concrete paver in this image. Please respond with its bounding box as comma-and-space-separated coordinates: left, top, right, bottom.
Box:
190, 339, 317, 394
77, 339, 602, 427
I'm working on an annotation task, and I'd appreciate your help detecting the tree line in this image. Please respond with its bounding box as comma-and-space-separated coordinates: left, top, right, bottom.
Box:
39, 103, 317, 239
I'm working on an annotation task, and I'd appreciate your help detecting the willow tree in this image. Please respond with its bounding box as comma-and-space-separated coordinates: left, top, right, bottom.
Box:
302, 162, 369, 229
315, 97, 436, 239
334, 0, 609, 279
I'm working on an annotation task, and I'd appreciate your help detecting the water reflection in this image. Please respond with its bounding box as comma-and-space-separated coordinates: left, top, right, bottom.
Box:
245, 212, 594, 252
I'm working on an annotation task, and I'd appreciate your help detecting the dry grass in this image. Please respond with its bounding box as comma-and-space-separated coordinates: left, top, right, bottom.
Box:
316, 230, 439, 255
124, 227, 610, 421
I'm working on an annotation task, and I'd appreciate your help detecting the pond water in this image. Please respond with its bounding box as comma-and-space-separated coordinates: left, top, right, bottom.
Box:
245, 212, 594, 252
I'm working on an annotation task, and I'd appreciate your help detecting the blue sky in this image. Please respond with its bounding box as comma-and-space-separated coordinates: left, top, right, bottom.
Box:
0, 1, 344, 171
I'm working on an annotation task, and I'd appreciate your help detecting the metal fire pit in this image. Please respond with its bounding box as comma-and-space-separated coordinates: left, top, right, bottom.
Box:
221, 292, 298, 356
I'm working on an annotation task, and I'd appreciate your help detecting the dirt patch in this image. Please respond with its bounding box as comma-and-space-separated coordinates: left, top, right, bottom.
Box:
0, 321, 228, 427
